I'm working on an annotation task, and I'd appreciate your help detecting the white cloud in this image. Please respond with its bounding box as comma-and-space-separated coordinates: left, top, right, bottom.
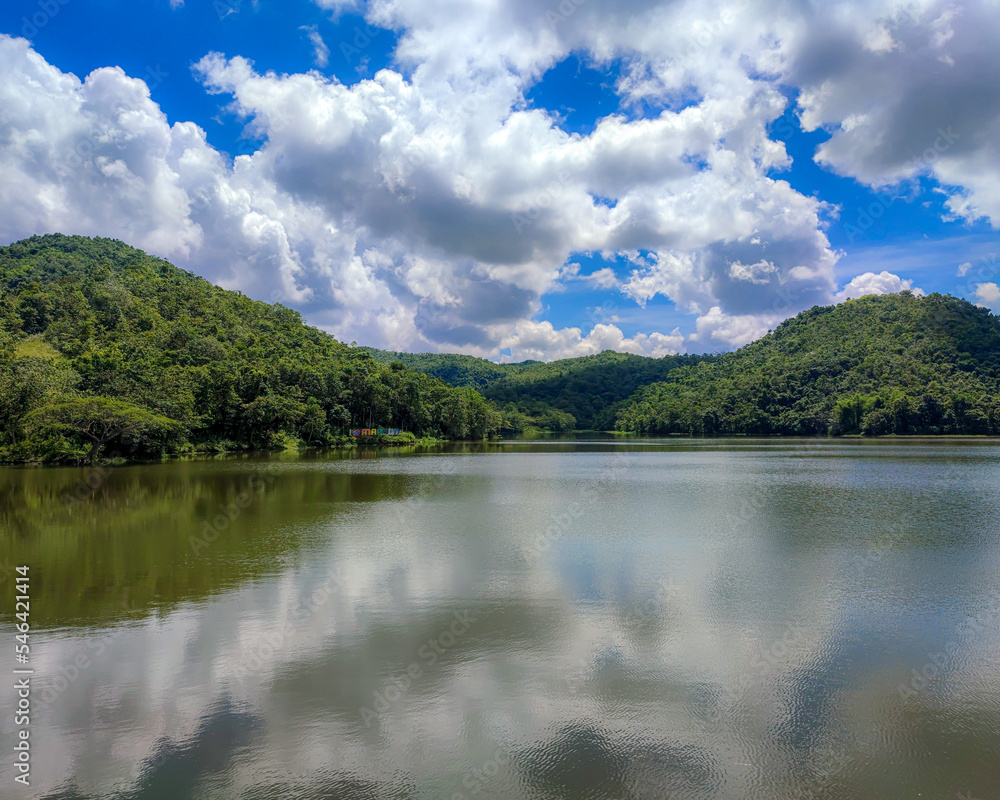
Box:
974, 282, 1000, 312
3, 0, 998, 360
501, 320, 685, 361
863, 24, 897, 53
689, 306, 786, 349
958, 261, 972, 277
159, 36, 842, 353
729, 259, 778, 285
793, 1, 1000, 227
835, 270, 924, 303
834, 271, 924, 302
583, 267, 619, 289
0, 37, 211, 260
300, 25, 331, 68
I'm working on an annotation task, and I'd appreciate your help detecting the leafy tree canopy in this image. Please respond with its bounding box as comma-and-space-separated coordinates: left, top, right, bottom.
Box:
27, 397, 182, 463
365, 348, 711, 429
0, 234, 502, 462
615, 291, 1000, 437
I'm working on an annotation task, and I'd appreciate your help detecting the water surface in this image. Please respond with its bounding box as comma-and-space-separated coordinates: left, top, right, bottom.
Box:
2, 438, 1000, 799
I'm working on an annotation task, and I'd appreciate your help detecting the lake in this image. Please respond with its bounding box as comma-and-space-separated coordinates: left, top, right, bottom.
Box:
2, 437, 1000, 799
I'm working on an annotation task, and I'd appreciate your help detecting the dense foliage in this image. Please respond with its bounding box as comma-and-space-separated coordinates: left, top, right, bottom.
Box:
0, 235, 501, 462
362, 349, 531, 393
366, 348, 709, 429
616, 292, 1000, 436
6, 236, 996, 458
484, 351, 709, 429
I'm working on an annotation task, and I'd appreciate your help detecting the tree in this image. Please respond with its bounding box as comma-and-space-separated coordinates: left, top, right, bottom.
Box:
27, 397, 181, 463
299, 398, 329, 444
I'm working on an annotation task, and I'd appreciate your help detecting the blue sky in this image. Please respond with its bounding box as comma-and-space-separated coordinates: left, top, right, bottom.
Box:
3, 0, 397, 156
1, 0, 998, 360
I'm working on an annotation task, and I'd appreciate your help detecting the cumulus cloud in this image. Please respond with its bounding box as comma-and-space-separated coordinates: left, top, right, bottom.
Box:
792, 0, 1000, 226
0, 37, 211, 260
834, 271, 924, 302
583, 268, 620, 289
1, 30, 843, 358
688, 306, 787, 349
1, 0, 997, 360
729, 259, 778, 285
501, 321, 685, 362
974, 282, 1000, 312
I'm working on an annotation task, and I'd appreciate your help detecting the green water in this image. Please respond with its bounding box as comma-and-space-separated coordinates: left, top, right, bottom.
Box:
2, 438, 1000, 799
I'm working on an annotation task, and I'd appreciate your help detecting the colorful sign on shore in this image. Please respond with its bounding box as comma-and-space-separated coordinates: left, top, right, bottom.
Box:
351, 428, 402, 436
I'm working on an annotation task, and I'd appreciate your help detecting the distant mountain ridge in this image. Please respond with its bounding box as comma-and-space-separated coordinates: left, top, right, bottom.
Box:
362, 348, 711, 429
360, 348, 529, 393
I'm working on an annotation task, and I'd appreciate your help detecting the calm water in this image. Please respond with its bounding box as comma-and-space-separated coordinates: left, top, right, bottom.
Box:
2, 438, 1000, 799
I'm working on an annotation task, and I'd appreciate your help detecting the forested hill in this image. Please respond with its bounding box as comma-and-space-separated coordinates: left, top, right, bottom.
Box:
6, 236, 997, 462
616, 291, 1000, 436
364, 348, 710, 429
361, 348, 525, 393
0, 234, 501, 463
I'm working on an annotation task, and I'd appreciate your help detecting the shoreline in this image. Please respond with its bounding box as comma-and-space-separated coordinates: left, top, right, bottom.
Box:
0, 435, 450, 468
6, 431, 1000, 469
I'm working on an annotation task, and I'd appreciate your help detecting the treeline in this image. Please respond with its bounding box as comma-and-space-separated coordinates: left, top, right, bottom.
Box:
366, 348, 710, 430
616, 292, 1000, 436
361, 349, 529, 393
7, 236, 997, 461
0, 235, 500, 463
484, 351, 710, 429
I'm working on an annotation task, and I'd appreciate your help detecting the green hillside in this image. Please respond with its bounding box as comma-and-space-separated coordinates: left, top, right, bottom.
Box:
365, 348, 710, 429
0, 234, 501, 463
616, 292, 1000, 436
484, 351, 709, 429
6, 236, 996, 460
361, 348, 527, 393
